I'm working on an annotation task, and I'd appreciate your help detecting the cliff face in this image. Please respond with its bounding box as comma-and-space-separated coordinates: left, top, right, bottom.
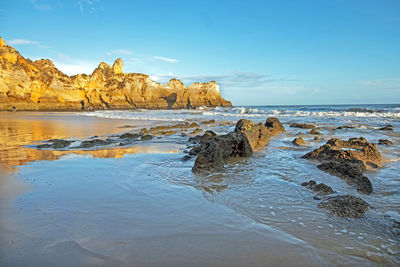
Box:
0, 37, 231, 111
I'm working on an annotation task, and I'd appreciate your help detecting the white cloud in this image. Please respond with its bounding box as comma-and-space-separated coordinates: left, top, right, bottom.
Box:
78, 0, 101, 14
152, 56, 178, 63
7, 39, 38, 45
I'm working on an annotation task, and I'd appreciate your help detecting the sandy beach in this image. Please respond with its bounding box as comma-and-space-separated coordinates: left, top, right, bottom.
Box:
0, 112, 331, 266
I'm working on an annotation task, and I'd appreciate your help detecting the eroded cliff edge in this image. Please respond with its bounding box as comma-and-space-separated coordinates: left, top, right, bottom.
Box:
0, 37, 231, 110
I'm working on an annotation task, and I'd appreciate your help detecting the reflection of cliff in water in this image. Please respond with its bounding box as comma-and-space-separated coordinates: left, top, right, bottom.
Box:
0, 113, 176, 172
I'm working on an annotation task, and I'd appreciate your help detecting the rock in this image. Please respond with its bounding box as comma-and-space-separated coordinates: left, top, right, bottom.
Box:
188, 128, 202, 135
314, 136, 320, 141
335, 125, 354, 130
379, 125, 393, 131
140, 135, 153, 141
378, 139, 393, 146
317, 161, 373, 194
119, 132, 142, 140
309, 129, 321, 135
302, 137, 382, 169
188, 135, 202, 144
234, 119, 271, 149
192, 118, 285, 173
296, 132, 304, 136
80, 139, 112, 148
301, 180, 334, 195
38, 139, 72, 149
163, 130, 177, 136
318, 195, 370, 218
290, 123, 316, 129
292, 137, 305, 146
201, 119, 215, 124
0, 37, 231, 111
188, 145, 202, 156
187, 122, 200, 128
192, 132, 252, 173
264, 117, 285, 135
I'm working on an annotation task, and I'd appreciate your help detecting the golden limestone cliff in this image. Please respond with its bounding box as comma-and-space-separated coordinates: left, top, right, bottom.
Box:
0, 37, 231, 110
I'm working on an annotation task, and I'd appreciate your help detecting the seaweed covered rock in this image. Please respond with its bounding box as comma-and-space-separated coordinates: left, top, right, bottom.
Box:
302, 137, 382, 168
317, 161, 373, 194
318, 195, 371, 218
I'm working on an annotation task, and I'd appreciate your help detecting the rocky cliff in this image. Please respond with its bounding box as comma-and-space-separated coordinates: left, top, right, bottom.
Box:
0, 37, 231, 111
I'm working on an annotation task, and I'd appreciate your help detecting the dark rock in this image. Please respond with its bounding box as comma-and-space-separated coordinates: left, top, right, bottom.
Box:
292, 137, 305, 146
309, 129, 322, 135
140, 135, 153, 141
314, 136, 320, 141
302, 137, 382, 169
264, 117, 285, 135
378, 139, 393, 146
290, 123, 316, 129
335, 125, 354, 130
80, 139, 112, 148
301, 180, 334, 195
182, 155, 192, 161
318, 195, 370, 218
188, 145, 202, 156
38, 139, 72, 149
119, 132, 142, 140
317, 161, 373, 194
379, 125, 393, 131
192, 132, 252, 173
200, 131, 217, 145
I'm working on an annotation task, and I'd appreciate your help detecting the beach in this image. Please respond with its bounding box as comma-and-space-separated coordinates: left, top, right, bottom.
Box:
1, 106, 399, 266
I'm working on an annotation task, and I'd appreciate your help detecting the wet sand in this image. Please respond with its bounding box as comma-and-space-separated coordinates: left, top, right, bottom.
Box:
0, 112, 325, 266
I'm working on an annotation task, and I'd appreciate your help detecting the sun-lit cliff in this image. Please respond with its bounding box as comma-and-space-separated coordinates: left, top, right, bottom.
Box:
0, 37, 231, 111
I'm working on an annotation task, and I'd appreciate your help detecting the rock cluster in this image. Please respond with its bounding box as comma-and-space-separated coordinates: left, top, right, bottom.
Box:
0, 37, 231, 110
192, 118, 285, 173
301, 180, 334, 195
318, 195, 371, 219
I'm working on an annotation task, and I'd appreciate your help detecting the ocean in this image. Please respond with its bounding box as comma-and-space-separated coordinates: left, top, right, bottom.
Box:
0, 104, 399, 266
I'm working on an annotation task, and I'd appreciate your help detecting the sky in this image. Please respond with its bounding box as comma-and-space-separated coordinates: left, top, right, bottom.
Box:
1, 0, 399, 106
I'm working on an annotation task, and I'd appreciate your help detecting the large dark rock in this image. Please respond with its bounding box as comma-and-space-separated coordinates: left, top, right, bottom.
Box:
318, 195, 370, 218
302, 137, 382, 169
317, 161, 373, 194
119, 132, 142, 140
192, 132, 252, 173
264, 117, 285, 135
301, 180, 334, 195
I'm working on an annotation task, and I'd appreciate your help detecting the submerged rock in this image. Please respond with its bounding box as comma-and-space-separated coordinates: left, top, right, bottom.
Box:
302, 137, 382, 169
318, 195, 370, 219
314, 136, 320, 141
119, 132, 142, 140
317, 161, 373, 194
309, 129, 322, 135
80, 139, 112, 148
38, 139, 72, 149
335, 125, 354, 130
201, 119, 215, 124
378, 139, 393, 146
140, 135, 153, 141
290, 123, 316, 129
301, 180, 334, 195
188, 128, 202, 135
292, 137, 305, 146
379, 125, 393, 131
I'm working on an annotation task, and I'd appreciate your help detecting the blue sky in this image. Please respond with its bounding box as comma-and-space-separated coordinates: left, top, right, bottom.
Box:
1, 0, 399, 105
